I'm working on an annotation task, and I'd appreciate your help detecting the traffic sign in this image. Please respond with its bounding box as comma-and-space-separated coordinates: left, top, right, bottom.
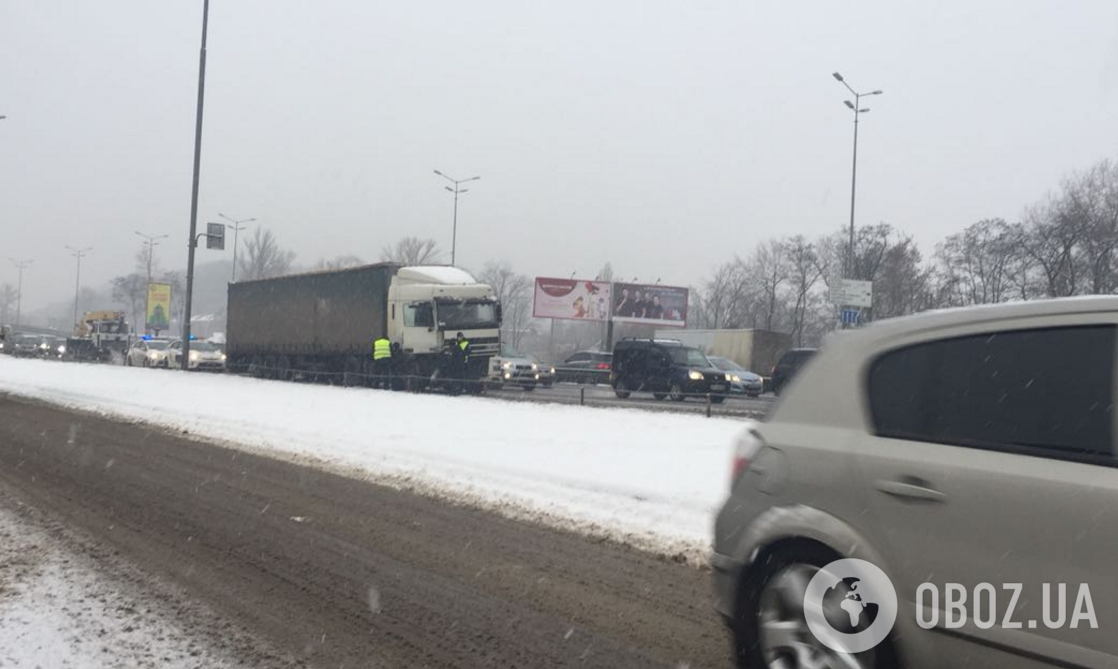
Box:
832, 278, 873, 308
841, 308, 861, 326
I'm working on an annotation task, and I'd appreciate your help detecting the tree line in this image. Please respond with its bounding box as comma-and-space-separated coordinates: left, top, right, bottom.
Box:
689, 157, 1118, 346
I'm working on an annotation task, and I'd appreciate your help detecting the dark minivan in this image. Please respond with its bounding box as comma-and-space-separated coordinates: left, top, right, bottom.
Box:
611, 338, 729, 402
770, 347, 816, 396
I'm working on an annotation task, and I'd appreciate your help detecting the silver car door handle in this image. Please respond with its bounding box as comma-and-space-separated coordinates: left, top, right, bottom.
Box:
875, 479, 946, 503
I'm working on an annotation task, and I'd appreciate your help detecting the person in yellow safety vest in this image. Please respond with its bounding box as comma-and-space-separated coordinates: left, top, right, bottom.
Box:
372, 336, 392, 389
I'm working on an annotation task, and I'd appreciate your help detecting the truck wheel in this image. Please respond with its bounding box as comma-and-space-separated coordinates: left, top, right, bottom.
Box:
653, 392, 667, 401
614, 379, 631, 399
669, 382, 686, 402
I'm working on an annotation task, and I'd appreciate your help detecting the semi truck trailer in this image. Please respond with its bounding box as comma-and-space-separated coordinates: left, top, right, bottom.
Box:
226, 263, 501, 388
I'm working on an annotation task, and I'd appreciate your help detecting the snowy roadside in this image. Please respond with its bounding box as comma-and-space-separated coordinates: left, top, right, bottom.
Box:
0, 357, 743, 561
0, 489, 292, 669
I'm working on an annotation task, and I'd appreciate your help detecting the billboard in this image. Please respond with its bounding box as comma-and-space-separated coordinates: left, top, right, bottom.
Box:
533, 278, 613, 321
612, 282, 689, 327
146, 282, 172, 331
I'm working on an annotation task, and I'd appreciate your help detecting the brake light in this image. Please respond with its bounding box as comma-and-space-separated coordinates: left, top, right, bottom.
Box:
730, 426, 765, 488
596, 362, 610, 370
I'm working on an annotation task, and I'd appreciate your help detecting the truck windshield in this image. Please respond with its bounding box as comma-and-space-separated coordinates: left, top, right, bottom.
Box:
437, 301, 498, 330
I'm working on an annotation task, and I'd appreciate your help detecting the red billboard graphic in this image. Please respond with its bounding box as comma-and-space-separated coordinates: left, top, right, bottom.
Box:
533, 278, 613, 321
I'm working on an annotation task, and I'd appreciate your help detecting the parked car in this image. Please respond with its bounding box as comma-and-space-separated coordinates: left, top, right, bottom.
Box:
167, 339, 226, 371
713, 297, 1118, 669
126, 338, 172, 368
554, 350, 612, 384
770, 347, 816, 396
610, 338, 728, 402
487, 345, 542, 391
707, 356, 764, 397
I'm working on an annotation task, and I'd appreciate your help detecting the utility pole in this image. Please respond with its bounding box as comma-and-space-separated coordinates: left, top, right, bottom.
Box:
433, 170, 480, 266
832, 72, 883, 282
182, 0, 210, 369
64, 246, 92, 329
218, 212, 256, 282
9, 258, 32, 327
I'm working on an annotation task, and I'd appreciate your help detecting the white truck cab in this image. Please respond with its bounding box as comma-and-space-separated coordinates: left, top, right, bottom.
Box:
387, 266, 501, 366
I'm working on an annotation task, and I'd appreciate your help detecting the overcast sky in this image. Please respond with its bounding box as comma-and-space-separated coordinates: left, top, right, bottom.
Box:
2, 0, 1117, 311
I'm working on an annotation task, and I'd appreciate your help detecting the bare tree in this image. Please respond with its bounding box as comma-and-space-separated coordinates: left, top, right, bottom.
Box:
0, 283, 16, 325
477, 261, 533, 349
239, 228, 296, 281
783, 236, 825, 346
380, 237, 442, 265
110, 273, 147, 331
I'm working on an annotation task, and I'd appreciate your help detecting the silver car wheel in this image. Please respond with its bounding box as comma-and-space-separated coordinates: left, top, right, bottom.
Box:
758, 564, 870, 669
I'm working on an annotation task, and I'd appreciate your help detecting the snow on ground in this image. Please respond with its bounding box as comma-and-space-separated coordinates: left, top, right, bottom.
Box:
0, 494, 268, 668
0, 357, 743, 559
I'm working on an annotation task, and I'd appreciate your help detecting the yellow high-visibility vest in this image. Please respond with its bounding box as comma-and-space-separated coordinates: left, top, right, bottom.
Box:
373, 338, 392, 360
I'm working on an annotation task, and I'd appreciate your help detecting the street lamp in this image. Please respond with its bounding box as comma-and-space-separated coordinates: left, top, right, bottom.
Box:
218, 212, 256, 282
433, 170, 480, 266
135, 231, 169, 287
182, 0, 211, 370
9, 258, 31, 327
64, 246, 92, 329
832, 71, 883, 281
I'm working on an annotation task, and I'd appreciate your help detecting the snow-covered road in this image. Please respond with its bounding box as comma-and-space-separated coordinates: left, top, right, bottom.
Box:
0, 357, 742, 556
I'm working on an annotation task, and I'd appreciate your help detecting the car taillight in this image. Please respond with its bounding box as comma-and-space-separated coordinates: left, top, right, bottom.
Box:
596, 362, 610, 370
730, 426, 765, 488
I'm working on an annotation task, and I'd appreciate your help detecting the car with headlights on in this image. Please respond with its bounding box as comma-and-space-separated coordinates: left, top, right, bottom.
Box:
10, 334, 47, 358
713, 297, 1118, 669
611, 338, 728, 402
488, 345, 542, 390
707, 356, 764, 397
126, 338, 172, 368
167, 339, 226, 371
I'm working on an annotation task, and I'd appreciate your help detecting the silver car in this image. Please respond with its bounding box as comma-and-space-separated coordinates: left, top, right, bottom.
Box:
713, 297, 1118, 668
126, 338, 172, 368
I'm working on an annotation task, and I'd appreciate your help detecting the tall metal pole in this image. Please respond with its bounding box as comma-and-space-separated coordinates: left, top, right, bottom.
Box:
434, 170, 480, 266
218, 213, 255, 282
182, 0, 210, 369
65, 246, 91, 329
848, 101, 860, 281
9, 259, 31, 327
832, 72, 882, 283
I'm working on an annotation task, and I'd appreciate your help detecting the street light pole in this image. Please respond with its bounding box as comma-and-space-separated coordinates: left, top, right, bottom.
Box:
9, 258, 32, 327
218, 212, 256, 282
832, 72, 883, 282
433, 170, 480, 266
64, 246, 92, 329
182, 0, 210, 370
135, 231, 169, 288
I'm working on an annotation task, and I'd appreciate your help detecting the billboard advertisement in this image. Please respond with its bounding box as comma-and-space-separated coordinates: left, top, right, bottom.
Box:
146, 282, 172, 331
611, 282, 689, 327
533, 277, 613, 321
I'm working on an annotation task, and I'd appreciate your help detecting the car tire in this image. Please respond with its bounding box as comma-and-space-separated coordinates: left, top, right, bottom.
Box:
522, 383, 536, 392
669, 382, 685, 402
613, 379, 631, 399
126, 356, 133, 367
653, 392, 667, 401
710, 394, 726, 404
734, 544, 899, 669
